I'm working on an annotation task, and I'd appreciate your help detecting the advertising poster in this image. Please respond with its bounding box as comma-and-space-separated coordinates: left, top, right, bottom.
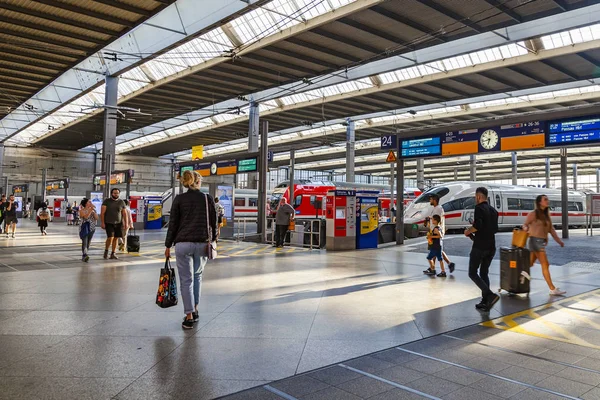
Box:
148, 203, 163, 222
217, 185, 233, 219
90, 192, 103, 214
360, 202, 379, 235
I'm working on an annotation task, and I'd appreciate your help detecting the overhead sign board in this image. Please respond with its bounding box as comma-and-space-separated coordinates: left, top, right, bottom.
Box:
192, 145, 204, 160
400, 121, 545, 159
93, 170, 133, 186
237, 157, 258, 173
12, 184, 28, 194
547, 116, 600, 147
381, 135, 397, 150
46, 178, 69, 191
178, 157, 258, 176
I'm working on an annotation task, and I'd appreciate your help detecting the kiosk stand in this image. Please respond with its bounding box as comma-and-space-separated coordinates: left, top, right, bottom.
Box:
325, 190, 357, 251
145, 196, 162, 230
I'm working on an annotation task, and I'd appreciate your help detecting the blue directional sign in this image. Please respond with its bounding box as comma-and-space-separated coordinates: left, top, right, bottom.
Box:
267, 151, 274, 163
400, 136, 442, 158
547, 116, 600, 147
380, 134, 397, 150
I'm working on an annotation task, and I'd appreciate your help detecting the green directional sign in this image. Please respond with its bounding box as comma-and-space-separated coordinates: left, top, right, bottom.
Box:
237, 157, 258, 172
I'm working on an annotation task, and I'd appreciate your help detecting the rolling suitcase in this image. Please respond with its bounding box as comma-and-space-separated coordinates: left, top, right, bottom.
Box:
499, 246, 531, 295
127, 228, 140, 253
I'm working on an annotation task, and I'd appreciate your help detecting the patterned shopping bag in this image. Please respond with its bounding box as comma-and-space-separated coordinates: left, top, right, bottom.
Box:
156, 258, 178, 308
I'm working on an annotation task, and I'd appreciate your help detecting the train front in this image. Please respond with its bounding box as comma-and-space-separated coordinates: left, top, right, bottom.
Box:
402, 191, 434, 235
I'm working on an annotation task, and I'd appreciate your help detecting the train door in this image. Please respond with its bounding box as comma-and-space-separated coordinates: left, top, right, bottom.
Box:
489, 190, 504, 225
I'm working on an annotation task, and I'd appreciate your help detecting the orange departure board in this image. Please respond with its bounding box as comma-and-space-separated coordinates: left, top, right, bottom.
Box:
501, 133, 545, 151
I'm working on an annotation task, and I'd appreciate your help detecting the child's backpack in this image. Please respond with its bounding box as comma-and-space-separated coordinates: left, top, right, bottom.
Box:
39, 210, 50, 220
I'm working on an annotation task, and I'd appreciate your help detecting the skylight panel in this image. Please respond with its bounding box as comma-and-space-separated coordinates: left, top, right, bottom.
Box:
121, 67, 151, 83
541, 23, 600, 50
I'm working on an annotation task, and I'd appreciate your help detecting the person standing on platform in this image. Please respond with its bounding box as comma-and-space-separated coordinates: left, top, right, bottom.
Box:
66, 202, 74, 226
165, 170, 217, 330
523, 195, 566, 296
3, 194, 18, 238
274, 197, 295, 248
79, 198, 98, 262
37, 204, 50, 235
118, 200, 134, 253
464, 187, 500, 311
100, 188, 128, 260
423, 194, 455, 275
0, 194, 6, 234
214, 197, 225, 240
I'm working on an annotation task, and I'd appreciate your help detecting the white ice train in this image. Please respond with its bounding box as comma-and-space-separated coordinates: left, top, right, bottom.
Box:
162, 187, 270, 218
403, 182, 594, 232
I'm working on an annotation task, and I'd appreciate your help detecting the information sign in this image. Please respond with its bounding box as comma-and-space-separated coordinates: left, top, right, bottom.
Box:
548, 116, 600, 147
400, 136, 442, 158
237, 157, 258, 173
381, 135, 397, 150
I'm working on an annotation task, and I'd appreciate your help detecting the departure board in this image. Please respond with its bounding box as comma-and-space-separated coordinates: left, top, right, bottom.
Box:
399, 121, 545, 159
400, 136, 441, 158
547, 116, 600, 147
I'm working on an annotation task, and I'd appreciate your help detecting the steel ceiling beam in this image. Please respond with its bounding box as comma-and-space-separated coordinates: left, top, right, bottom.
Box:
311, 27, 381, 54
285, 38, 362, 63
481, 0, 522, 23
505, 66, 549, 85
0, 28, 91, 53
0, 0, 267, 141
0, 15, 106, 45
369, 5, 446, 44
0, 45, 75, 64
109, 5, 600, 153
539, 59, 580, 80
337, 18, 404, 44
93, 0, 154, 16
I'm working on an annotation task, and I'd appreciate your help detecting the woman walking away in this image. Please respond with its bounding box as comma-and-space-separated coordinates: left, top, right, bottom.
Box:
118, 200, 134, 252
165, 170, 217, 330
523, 195, 566, 296
79, 198, 98, 262
37, 204, 50, 235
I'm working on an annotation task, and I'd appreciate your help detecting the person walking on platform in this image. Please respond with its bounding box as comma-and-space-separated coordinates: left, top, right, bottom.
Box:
274, 197, 295, 248
464, 187, 500, 311
66, 202, 74, 226
118, 200, 134, 253
165, 170, 217, 330
37, 204, 50, 235
424, 215, 447, 277
100, 188, 128, 260
423, 194, 455, 275
523, 195, 566, 296
3, 195, 18, 238
79, 198, 98, 262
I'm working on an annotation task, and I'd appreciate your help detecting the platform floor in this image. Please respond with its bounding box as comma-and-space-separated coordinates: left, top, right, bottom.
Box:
1, 220, 600, 399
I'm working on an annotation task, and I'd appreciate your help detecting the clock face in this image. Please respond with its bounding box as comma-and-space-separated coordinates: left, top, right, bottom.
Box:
480, 129, 499, 150
210, 163, 218, 175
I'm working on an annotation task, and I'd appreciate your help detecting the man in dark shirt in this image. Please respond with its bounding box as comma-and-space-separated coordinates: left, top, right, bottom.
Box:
100, 188, 128, 260
464, 187, 500, 311
3, 194, 18, 238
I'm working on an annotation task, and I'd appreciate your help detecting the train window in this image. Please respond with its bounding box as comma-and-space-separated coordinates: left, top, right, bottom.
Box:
507, 198, 520, 210
234, 198, 246, 207
495, 195, 501, 209
550, 200, 561, 211
568, 201, 583, 212
294, 195, 302, 208
521, 199, 534, 210
248, 198, 258, 207
463, 197, 476, 210
414, 187, 450, 203
507, 198, 534, 210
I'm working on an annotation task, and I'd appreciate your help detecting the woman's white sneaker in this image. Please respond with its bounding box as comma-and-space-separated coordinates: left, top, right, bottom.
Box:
550, 288, 566, 296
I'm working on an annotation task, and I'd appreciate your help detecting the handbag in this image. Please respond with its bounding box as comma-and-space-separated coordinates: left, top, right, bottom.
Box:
79, 220, 91, 239
288, 219, 295, 231
512, 228, 529, 248
205, 194, 217, 260
156, 258, 178, 308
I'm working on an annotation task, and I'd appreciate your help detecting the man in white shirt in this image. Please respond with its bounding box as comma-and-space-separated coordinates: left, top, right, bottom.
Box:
424, 194, 455, 274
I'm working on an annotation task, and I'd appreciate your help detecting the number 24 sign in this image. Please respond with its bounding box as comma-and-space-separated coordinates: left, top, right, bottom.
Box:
381, 135, 397, 150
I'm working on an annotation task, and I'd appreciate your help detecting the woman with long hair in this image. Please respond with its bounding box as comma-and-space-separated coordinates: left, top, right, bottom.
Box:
165, 170, 217, 329
79, 198, 98, 262
523, 194, 565, 296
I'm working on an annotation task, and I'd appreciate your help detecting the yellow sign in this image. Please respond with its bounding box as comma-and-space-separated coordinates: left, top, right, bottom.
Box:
386, 151, 397, 163
148, 205, 162, 222
192, 145, 204, 160
360, 205, 379, 234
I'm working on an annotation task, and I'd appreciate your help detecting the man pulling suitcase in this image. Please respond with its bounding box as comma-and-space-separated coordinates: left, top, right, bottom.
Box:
464, 187, 500, 312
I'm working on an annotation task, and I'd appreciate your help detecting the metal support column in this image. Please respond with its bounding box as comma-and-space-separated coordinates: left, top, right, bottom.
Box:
545, 158, 551, 189
346, 119, 355, 183
289, 149, 295, 206
511, 152, 518, 186
572, 163, 578, 190
102, 75, 119, 200
561, 148, 569, 239
0, 143, 4, 195
396, 159, 404, 245
416, 159, 425, 190
248, 101, 259, 189
258, 120, 269, 242
171, 162, 177, 203
41, 168, 47, 203
597, 168, 600, 194
125, 176, 131, 200
470, 155, 477, 181
454, 168, 458, 181
390, 163, 395, 216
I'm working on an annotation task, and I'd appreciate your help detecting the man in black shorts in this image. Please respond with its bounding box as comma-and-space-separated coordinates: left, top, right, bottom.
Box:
100, 188, 128, 260
3, 194, 18, 238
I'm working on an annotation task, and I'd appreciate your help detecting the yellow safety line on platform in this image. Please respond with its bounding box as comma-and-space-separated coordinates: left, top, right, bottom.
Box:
481, 289, 600, 349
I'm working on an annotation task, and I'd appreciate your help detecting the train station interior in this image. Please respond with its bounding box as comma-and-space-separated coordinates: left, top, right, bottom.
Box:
2, 0, 600, 399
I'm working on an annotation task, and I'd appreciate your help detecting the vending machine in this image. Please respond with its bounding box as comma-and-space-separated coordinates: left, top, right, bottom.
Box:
356, 191, 379, 250
325, 190, 357, 251
129, 196, 145, 230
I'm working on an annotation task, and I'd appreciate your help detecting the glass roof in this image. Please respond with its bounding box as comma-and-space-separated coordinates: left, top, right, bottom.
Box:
541, 23, 600, 50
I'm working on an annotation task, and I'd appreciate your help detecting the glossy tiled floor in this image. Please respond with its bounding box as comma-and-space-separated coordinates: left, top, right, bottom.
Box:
1, 220, 599, 399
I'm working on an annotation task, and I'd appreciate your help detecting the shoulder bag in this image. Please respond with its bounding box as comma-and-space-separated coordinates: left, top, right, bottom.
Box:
205, 194, 217, 260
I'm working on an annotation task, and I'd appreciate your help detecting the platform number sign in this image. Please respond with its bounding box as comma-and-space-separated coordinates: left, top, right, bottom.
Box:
381, 135, 397, 150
